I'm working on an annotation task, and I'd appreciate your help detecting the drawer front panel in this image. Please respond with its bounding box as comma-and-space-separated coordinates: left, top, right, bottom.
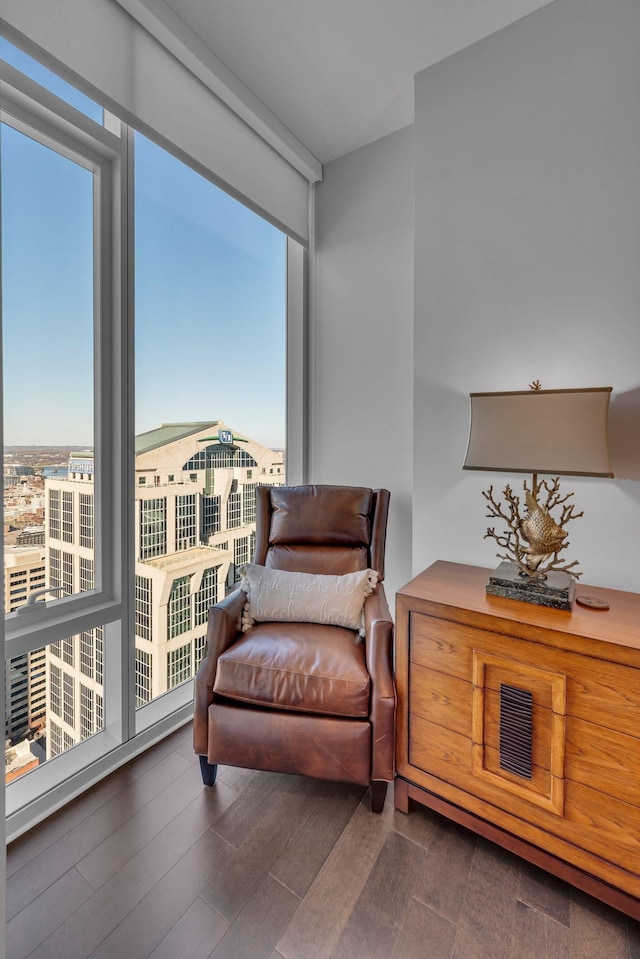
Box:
410, 613, 475, 679
409, 664, 471, 738
409, 714, 473, 781
565, 717, 640, 808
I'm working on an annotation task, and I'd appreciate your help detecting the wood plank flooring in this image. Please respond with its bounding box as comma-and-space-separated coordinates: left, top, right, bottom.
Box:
7, 723, 640, 959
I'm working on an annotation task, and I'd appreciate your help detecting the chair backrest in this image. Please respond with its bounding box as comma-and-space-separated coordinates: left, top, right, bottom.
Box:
253, 484, 389, 580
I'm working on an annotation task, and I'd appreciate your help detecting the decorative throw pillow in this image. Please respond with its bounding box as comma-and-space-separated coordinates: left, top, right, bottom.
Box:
240, 563, 379, 635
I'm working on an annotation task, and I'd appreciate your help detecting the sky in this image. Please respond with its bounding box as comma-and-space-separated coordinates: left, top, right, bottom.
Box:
1, 38, 287, 451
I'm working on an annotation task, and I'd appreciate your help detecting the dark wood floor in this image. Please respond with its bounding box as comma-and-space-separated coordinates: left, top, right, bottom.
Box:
7, 723, 640, 959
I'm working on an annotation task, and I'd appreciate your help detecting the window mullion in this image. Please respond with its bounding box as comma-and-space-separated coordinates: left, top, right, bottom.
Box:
110, 119, 136, 745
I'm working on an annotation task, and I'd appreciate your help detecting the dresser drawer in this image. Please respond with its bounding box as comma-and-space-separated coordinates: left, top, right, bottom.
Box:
565, 717, 640, 807
409, 664, 471, 738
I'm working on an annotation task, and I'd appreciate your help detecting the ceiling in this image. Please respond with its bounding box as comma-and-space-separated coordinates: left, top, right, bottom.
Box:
162, 0, 556, 164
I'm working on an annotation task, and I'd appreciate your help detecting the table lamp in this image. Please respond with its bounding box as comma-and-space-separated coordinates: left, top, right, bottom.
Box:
463, 383, 613, 609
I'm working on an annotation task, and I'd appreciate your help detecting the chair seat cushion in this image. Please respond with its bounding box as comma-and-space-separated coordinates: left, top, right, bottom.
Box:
213, 621, 370, 718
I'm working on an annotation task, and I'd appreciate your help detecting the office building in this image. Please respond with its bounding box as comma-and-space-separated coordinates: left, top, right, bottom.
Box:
43, 422, 284, 757
16, 527, 45, 547
4, 546, 47, 743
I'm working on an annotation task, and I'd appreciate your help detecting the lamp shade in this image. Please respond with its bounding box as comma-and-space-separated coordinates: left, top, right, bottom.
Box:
463, 387, 613, 477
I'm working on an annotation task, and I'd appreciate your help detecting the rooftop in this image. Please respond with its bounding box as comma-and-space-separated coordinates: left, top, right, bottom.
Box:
143, 544, 229, 571
135, 422, 220, 456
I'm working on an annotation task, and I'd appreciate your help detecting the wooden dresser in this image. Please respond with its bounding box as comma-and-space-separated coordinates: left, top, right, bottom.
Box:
395, 560, 640, 919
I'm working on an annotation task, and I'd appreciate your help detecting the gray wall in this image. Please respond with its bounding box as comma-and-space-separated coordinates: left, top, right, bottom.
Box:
313, 0, 640, 598
312, 127, 415, 600
413, 0, 640, 592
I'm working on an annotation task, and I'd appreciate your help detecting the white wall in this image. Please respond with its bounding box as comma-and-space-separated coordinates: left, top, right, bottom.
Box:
312, 127, 415, 600
413, 0, 640, 593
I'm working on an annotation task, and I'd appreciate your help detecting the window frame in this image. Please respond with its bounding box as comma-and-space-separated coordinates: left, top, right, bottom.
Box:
1, 64, 124, 633
1, 64, 132, 829
1, 53, 307, 841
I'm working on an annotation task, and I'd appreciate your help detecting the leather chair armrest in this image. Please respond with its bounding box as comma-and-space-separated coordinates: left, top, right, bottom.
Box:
193, 587, 246, 755
363, 583, 396, 782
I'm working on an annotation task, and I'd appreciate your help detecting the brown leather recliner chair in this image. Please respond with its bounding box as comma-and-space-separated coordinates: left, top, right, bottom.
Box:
193, 484, 396, 812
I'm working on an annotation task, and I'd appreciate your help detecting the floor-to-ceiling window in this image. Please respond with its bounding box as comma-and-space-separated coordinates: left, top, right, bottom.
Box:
1, 41, 123, 827
133, 132, 286, 722
1, 36, 298, 836
3, 120, 97, 765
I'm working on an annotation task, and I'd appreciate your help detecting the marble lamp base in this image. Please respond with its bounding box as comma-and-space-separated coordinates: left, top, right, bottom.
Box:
486, 561, 575, 611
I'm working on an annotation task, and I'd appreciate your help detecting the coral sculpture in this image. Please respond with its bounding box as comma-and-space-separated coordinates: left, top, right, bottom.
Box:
483, 476, 583, 580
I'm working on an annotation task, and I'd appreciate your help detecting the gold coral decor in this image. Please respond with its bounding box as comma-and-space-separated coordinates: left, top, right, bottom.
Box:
463, 384, 613, 609
483, 474, 582, 580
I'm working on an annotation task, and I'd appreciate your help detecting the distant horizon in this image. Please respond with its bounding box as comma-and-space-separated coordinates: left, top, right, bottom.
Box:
3, 440, 286, 453
4, 444, 92, 450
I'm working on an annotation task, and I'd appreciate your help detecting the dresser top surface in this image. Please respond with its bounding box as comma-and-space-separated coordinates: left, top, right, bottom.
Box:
398, 561, 640, 653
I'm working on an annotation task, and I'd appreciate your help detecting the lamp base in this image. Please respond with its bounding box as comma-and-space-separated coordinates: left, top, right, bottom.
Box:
486, 562, 575, 611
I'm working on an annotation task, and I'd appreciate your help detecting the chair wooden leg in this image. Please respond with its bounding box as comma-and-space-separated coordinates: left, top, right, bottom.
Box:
199, 755, 218, 787
370, 780, 388, 814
